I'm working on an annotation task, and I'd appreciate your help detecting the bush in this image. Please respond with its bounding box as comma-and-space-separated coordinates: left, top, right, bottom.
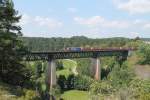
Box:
129, 79, 150, 100
50, 85, 61, 100
74, 75, 94, 91
56, 60, 64, 70
108, 62, 134, 89
66, 74, 75, 90
57, 74, 94, 91
57, 75, 66, 91
90, 81, 115, 95
21, 90, 38, 100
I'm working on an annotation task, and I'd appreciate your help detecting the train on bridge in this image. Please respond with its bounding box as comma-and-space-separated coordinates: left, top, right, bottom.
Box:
64, 47, 135, 52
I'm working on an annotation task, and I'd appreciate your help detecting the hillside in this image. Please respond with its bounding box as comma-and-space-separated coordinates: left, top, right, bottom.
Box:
22, 36, 130, 51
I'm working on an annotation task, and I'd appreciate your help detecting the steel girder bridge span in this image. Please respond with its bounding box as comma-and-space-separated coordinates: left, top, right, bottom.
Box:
23, 49, 131, 89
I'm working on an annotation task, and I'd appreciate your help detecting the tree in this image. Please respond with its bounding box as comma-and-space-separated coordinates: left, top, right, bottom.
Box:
0, 0, 29, 85
57, 75, 66, 91
66, 74, 75, 90
108, 62, 134, 89
56, 60, 64, 70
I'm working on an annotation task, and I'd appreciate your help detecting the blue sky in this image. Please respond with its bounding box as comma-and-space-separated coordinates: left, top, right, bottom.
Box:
13, 0, 150, 38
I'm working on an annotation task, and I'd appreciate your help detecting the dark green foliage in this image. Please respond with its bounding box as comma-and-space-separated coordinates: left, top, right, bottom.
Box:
57, 75, 66, 91
35, 62, 43, 77
101, 57, 116, 79
66, 74, 75, 90
56, 60, 64, 70
57, 74, 94, 92
0, 0, 29, 86
101, 68, 110, 79
0, 0, 21, 33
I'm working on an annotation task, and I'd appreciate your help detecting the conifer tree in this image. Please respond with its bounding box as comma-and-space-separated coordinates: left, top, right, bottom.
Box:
0, 0, 29, 85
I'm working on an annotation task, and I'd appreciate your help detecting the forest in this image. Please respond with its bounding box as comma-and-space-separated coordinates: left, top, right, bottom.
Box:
22, 36, 131, 51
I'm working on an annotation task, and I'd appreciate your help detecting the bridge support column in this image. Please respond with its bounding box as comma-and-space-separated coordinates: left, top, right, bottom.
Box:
91, 58, 101, 80
46, 59, 56, 89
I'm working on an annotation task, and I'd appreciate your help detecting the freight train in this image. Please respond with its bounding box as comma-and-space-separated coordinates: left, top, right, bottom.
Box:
64, 47, 133, 51
64, 47, 83, 51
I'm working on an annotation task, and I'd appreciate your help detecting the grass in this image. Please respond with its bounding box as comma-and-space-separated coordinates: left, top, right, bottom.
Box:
57, 69, 72, 78
56, 59, 77, 78
62, 59, 77, 69
61, 90, 89, 100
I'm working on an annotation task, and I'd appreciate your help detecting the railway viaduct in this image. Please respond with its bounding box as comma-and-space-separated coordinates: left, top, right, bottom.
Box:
23, 48, 133, 91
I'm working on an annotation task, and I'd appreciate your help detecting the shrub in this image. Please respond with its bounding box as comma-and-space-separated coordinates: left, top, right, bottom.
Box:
90, 81, 115, 95
17, 89, 40, 100
129, 79, 150, 100
108, 62, 134, 89
50, 85, 61, 100
56, 60, 64, 70
66, 74, 75, 90
57, 75, 66, 91
74, 75, 94, 91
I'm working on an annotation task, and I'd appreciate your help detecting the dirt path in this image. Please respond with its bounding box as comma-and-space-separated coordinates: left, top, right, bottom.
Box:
134, 65, 150, 79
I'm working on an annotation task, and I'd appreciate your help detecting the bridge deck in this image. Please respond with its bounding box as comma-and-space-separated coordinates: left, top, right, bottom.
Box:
30, 48, 135, 53
23, 48, 134, 61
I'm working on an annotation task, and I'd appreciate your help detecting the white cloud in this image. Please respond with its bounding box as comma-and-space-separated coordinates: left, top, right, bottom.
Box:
143, 23, 150, 29
133, 19, 144, 24
129, 32, 140, 37
74, 16, 129, 29
74, 16, 104, 27
73, 16, 150, 38
74, 16, 150, 31
34, 16, 63, 29
68, 8, 78, 13
114, 0, 150, 14
19, 14, 63, 29
132, 20, 150, 29
20, 14, 31, 25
